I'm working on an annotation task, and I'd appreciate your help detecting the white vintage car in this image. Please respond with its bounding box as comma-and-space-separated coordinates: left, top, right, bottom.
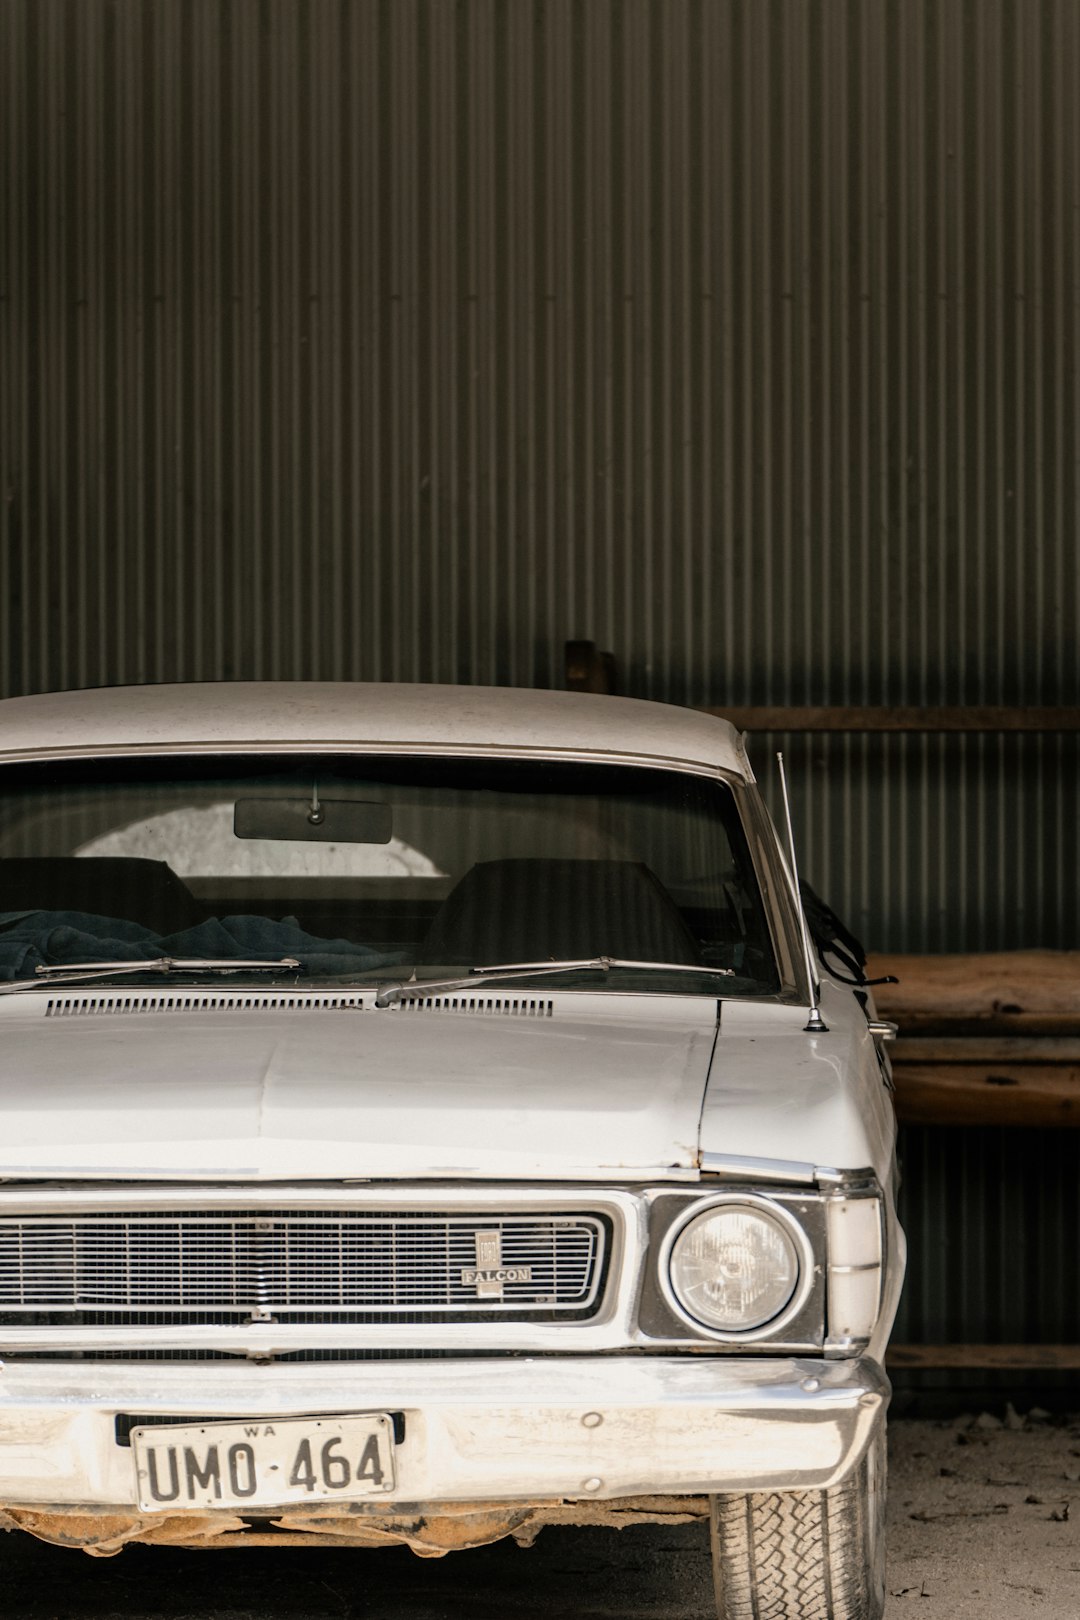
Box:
0, 682, 903, 1618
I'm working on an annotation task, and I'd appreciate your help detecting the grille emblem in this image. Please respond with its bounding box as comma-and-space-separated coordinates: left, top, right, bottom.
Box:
460, 1229, 533, 1300
248, 1220, 277, 1322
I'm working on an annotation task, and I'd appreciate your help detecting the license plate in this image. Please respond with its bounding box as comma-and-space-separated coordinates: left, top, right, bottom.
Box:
131, 1413, 396, 1511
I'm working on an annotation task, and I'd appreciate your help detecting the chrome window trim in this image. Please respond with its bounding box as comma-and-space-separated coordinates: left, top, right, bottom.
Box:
0, 741, 745, 779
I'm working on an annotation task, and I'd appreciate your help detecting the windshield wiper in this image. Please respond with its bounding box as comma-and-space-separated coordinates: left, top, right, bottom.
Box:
0, 957, 303, 997
374, 956, 733, 1007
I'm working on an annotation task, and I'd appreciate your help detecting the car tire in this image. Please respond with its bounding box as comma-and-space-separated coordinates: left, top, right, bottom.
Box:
710, 1425, 887, 1620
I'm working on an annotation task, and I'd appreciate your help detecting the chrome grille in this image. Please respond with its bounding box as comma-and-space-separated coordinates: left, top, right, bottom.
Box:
0, 1210, 606, 1321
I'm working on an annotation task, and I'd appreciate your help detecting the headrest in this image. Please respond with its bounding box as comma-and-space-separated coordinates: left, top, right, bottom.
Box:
0, 857, 203, 935
421, 858, 701, 967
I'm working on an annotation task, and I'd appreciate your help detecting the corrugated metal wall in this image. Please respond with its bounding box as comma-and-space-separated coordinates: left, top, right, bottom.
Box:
1, 0, 1078, 1368
897, 1124, 1080, 1395
2, 0, 1077, 956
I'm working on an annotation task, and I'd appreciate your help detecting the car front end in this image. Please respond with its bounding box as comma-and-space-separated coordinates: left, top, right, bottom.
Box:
0, 682, 903, 1617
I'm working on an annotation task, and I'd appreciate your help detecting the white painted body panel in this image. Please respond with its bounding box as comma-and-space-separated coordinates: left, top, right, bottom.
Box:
0, 986, 896, 1186
0, 681, 753, 780
0, 993, 718, 1181
703, 984, 898, 1188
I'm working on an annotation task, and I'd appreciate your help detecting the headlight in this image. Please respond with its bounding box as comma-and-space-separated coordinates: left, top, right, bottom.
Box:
668, 1202, 800, 1332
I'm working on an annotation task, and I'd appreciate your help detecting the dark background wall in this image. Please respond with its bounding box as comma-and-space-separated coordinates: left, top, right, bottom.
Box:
2, 0, 1078, 1378
3, 0, 1078, 956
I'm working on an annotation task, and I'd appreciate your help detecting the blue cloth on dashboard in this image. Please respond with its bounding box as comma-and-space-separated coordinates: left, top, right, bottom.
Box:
0, 910, 401, 981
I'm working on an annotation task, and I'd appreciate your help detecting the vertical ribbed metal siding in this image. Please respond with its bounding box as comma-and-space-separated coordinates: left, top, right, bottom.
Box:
2, 1, 1080, 1368
893, 1123, 1080, 1392
2, 4, 1077, 689
3, 1, 1078, 953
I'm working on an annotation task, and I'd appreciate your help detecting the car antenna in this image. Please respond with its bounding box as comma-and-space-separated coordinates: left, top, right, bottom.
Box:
776, 751, 828, 1034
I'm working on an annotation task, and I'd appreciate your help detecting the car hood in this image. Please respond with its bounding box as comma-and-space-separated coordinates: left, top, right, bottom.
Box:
0, 995, 720, 1182
0, 985, 889, 1184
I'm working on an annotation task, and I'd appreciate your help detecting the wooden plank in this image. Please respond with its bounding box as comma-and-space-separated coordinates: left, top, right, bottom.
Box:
887, 1343, 1080, 1370
703, 705, 1080, 733
892, 1062, 1080, 1127
868, 952, 1080, 1036
892, 1014, 1080, 1037
894, 1037, 1080, 1064
869, 956, 1080, 1122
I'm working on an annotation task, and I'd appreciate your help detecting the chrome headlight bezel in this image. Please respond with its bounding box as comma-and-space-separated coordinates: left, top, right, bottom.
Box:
659, 1191, 818, 1343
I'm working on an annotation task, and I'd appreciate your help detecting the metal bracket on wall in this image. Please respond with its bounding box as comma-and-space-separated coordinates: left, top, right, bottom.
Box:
565, 640, 617, 695
561, 644, 1078, 731
700, 706, 1080, 733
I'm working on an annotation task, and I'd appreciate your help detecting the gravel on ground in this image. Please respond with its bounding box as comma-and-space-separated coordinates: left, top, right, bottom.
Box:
884, 1407, 1080, 1619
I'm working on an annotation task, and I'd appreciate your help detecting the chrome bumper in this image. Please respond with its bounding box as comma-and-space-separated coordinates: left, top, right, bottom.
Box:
0, 1355, 887, 1510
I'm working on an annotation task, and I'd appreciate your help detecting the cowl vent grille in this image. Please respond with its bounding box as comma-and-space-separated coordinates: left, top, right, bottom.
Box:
392, 995, 554, 1017
44, 993, 369, 1018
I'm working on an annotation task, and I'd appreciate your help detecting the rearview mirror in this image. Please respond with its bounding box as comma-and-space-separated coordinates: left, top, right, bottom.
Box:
233, 798, 393, 844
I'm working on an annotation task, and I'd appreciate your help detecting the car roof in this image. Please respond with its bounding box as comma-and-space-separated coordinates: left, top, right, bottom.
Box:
0, 682, 753, 780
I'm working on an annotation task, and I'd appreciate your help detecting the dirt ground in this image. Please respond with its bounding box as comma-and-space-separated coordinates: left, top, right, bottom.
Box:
883, 1408, 1080, 1618
0, 1410, 1077, 1618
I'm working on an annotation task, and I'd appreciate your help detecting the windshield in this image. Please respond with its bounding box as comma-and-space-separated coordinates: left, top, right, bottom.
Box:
0, 754, 778, 996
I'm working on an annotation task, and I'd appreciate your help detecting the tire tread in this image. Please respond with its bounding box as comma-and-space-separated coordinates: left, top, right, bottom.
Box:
710, 1430, 886, 1620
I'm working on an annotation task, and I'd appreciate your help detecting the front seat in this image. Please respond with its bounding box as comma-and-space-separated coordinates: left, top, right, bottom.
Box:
0, 857, 204, 937
420, 857, 701, 966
